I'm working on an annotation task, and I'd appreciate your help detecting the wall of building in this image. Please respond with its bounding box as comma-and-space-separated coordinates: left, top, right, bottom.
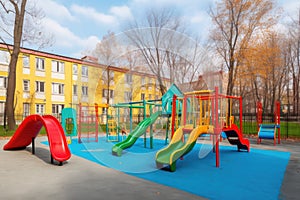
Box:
0, 43, 166, 123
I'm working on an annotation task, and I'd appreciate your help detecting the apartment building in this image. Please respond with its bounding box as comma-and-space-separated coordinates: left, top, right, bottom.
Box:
0, 43, 165, 123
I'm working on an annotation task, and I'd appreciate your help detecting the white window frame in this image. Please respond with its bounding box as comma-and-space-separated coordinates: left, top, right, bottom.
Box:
73, 85, 77, 96
82, 86, 88, 96
103, 89, 114, 98
35, 104, 45, 115
52, 83, 64, 95
23, 80, 30, 91
0, 76, 7, 88
126, 74, 132, 84
51, 60, 65, 73
52, 104, 64, 115
0, 50, 10, 64
23, 103, 30, 117
23, 55, 30, 68
36, 57, 45, 71
125, 91, 132, 102
36, 81, 45, 93
82, 66, 88, 77
73, 64, 78, 75
141, 76, 145, 85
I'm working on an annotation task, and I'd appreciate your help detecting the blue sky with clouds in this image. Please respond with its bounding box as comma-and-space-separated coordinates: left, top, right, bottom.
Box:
32, 0, 300, 58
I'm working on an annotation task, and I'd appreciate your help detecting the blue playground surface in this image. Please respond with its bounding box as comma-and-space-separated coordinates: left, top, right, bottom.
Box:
45, 137, 290, 200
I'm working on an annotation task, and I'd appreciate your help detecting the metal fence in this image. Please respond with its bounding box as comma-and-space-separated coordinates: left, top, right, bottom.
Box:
1, 111, 300, 139
236, 113, 300, 138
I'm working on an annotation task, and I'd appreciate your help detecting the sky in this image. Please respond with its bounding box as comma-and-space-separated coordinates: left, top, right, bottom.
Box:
27, 0, 300, 59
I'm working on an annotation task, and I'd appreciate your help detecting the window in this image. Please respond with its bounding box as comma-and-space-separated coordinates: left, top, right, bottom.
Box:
23, 80, 30, 91
141, 76, 145, 86
73, 85, 77, 95
141, 93, 145, 100
73, 64, 78, 74
36, 81, 45, 93
52, 83, 64, 95
0, 102, 4, 113
23, 103, 30, 117
148, 78, 152, 84
102, 89, 114, 98
23, 55, 30, 68
0, 50, 10, 64
35, 104, 45, 115
36, 57, 45, 70
125, 91, 132, 102
82, 86, 88, 96
51, 60, 65, 73
82, 66, 88, 77
126, 74, 132, 84
52, 104, 64, 115
0, 76, 7, 88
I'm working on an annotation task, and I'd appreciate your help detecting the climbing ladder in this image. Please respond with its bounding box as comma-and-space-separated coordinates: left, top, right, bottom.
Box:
107, 117, 119, 142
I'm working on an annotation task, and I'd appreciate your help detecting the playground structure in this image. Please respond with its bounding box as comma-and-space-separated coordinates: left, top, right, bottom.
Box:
106, 100, 156, 142
61, 107, 77, 144
257, 101, 281, 145
77, 103, 108, 143
111, 84, 183, 156
155, 87, 250, 171
3, 115, 71, 165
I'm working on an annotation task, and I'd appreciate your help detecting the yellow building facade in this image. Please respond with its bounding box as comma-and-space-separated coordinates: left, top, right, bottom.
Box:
0, 43, 167, 124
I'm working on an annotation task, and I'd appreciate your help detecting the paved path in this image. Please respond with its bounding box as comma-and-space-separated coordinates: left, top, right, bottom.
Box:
1, 137, 299, 200
0, 137, 205, 200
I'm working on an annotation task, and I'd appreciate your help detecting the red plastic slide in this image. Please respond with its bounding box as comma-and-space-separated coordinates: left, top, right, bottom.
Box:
3, 115, 71, 164
222, 124, 250, 152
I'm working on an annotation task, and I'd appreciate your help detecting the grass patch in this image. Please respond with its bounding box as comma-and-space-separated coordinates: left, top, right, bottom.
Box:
237, 121, 300, 139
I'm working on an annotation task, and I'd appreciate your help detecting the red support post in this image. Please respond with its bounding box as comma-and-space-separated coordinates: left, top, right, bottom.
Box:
183, 95, 187, 126
275, 101, 281, 144
171, 95, 177, 139
214, 87, 220, 168
94, 103, 99, 142
257, 101, 263, 131
239, 97, 243, 135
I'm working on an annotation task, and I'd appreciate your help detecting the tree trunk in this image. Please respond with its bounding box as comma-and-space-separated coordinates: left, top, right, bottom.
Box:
5, 51, 18, 130
5, 0, 27, 130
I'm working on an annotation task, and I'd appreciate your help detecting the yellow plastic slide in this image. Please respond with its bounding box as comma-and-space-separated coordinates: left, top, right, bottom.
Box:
155, 125, 213, 172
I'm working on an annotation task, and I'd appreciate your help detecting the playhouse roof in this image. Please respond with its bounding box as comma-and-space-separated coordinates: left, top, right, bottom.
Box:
161, 84, 183, 110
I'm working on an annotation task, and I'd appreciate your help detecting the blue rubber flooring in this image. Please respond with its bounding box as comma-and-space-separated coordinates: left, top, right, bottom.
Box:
45, 137, 290, 200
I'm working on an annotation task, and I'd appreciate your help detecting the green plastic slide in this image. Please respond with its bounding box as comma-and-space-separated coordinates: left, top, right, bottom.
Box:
112, 111, 161, 156
155, 125, 210, 172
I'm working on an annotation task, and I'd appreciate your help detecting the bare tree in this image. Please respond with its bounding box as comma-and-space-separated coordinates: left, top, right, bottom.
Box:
209, 0, 278, 96
124, 8, 203, 94
0, 0, 52, 130
93, 31, 122, 105
286, 8, 300, 115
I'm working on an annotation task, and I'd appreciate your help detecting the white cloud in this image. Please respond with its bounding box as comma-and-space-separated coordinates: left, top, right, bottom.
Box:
71, 4, 116, 24
42, 18, 99, 52
42, 18, 80, 48
110, 5, 133, 20
36, 0, 74, 22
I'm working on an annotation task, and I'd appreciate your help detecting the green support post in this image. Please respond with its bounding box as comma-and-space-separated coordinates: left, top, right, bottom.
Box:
150, 104, 153, 149
143, 100, 147, 148
130, 106, 133, 132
